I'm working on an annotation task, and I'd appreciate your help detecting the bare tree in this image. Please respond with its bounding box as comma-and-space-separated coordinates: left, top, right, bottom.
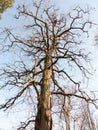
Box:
0, 0, 97, 130
62, 96, 71, 130
61, 96, 97, 130
70, 100, 96, 130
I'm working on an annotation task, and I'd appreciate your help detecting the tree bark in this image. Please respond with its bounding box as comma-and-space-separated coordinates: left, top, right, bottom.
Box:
65, 97, 70, 130
35, 50, 52, 130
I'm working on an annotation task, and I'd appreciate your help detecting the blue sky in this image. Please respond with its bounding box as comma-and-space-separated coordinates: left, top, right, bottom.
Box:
0, 0, 98, 130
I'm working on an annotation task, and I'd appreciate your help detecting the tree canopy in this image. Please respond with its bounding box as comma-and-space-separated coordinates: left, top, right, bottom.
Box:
0, 0, 14, 13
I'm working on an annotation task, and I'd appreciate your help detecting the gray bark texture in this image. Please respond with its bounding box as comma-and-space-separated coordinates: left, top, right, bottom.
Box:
35, 50, 52, 130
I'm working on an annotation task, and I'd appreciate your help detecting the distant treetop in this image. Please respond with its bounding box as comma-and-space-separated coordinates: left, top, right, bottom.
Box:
0, 0, 14, 13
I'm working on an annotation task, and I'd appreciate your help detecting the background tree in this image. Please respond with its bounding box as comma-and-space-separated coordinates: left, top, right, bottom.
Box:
70, 100, 96, 130
0, 0, 14, 13
0, 0, 97, 130
79, 103, 95, 130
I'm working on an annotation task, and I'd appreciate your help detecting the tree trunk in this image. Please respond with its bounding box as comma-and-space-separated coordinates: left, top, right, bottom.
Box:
35, 50, 52, 130
65, 97, 70, 130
